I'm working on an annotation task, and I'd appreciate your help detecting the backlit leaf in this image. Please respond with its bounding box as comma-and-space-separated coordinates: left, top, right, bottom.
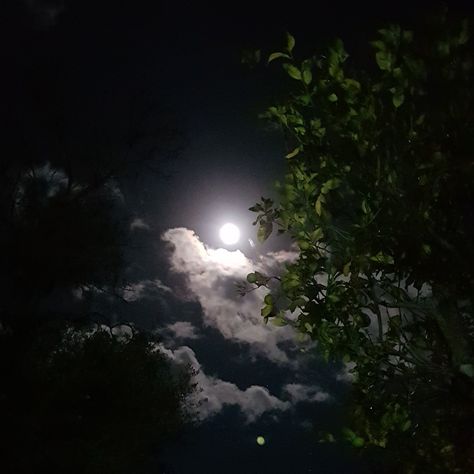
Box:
283, 63, 302, 80
268, 52, 291, 63
286, 32, 296, 53
285, 147, 300, 159
392, 92, 404, 108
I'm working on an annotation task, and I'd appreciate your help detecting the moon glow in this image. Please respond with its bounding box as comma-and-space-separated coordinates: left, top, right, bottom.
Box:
219, 223, 240, 245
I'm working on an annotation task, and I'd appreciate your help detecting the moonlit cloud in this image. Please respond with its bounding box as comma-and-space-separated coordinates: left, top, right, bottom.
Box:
283, 383, 331, 403
111, 324, 134, 341
122, 279, 172, 302
161, 228, 298, 364
166, 321, 201, 340
335, 362, 356, 383
159, 344, 290, 422
130, 217, 150, 231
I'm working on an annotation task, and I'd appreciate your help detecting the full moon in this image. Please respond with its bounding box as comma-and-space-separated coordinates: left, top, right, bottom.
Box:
219, 223, 240, 245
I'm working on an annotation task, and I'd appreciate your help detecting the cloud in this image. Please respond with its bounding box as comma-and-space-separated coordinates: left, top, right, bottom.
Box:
335, 362, 356, 383
159, 344, 290, 423
130, 217, 150, 231
283, 383, 330, 403
161, 228, 298, 364
122, 279, 171, 302
111, 324, 134, 341
166, 321, 200, 340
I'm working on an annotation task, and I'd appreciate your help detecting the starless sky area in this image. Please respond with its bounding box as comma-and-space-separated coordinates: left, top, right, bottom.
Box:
3, 1, 474, 472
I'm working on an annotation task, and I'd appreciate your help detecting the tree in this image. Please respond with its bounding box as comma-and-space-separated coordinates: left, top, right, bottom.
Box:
0, 162, 126, 328
0, 8, 193, 472
245, 13, 474, 473
0, 322, 196, 474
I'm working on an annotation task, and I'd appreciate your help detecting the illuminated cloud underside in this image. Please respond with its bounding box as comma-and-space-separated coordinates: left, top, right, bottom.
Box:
162, 227, 297, 364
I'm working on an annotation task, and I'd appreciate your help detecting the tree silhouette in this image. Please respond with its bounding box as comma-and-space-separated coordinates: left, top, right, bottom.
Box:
0, 323, 195, 474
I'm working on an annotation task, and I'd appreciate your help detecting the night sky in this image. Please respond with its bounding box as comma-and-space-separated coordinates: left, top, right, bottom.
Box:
3, 1, 473, 473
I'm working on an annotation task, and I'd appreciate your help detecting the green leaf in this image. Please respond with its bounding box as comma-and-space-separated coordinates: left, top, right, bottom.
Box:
328, 93, 338, 102
393, 67, 402, 79
268, 52, 291, 63
328, 294, 340, 303
286, 32, 296, 53
342, 427, 356, 441
361, 199, 370, 214
352, 437, 365, 448
422, 243, 431, 255
286, 147, 300, 159
370, 252, 394, 265
416, 114, 425, 125
271, 317, 288, 327
303, 68, 312, 85
458, 19, 470, 45
298, 94, 312, 106
283, 63, 302, 80
261, 304, 273, 317
343, 262, 351, 277
371, 40, 386, 51
375, 51, 393, 71
304, 322, 314, 334
311, 228, 324, 241
247, 273, 257, 284
264, 294, 273, 305
315, 197, 322, 216
315, 194, 326, 216
460, 364, 474, 378
401, 420, 412, 432
298, 240, 310, 250
343, 78, 361, 93
321, 178, 341, 193
257, 221, 273, 242
392, 92, 404, 108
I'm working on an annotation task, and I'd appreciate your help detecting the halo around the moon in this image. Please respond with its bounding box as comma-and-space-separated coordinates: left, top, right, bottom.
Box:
219, 223, 240, 245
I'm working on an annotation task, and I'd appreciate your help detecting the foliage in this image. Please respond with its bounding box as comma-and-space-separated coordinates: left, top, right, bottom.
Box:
0, 12, 191, 473
0, 322, 195, 474
0, 163, 126, 329
246, 14, 474, 473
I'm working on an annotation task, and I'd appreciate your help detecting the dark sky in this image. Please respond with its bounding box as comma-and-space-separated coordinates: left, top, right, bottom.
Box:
3, 1, 474, 472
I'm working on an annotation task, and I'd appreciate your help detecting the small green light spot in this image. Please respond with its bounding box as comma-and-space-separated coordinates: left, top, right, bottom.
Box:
256, 436, 265, 446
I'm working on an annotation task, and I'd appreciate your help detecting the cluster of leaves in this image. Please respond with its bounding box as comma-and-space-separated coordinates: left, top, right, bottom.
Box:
246, 14, 474, 473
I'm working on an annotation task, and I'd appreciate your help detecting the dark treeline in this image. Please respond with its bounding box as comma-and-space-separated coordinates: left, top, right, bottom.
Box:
0, 2, 193, 473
